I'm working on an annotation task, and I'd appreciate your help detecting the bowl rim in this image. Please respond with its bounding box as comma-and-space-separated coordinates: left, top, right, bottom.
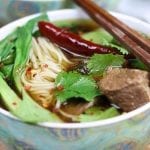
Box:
0, 9, 150, 129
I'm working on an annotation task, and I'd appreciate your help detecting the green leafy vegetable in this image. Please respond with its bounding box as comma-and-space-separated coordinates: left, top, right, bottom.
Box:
130, 59, 148, 70
0, 74, 61, 123
0, 72, 4, 78
1, 51, 15, 65
82, 28, 113, 44
0, 29, 17, 80
13, 14, 49, 92
78, 107, 119, 122
0, 43, 14, 60
82, 28, 128, 55
0, 32, 16, 79
26, 14, 49, 32
105, 43, 128, 55
55, 71, 100, 103
0, 64, 13, 79
0, 30, 17, 65
0, 14, 61, 123
14, 26, 32, 69
87, 54, 125, 75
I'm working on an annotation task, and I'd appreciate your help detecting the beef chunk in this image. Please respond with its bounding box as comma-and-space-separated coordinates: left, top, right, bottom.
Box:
98, 68, 150, 112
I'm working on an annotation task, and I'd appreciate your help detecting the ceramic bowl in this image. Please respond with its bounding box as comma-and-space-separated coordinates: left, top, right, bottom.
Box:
0, 9, 150, 150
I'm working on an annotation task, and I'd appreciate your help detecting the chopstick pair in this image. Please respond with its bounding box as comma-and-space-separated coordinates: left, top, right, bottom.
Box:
74, 0, 150, 68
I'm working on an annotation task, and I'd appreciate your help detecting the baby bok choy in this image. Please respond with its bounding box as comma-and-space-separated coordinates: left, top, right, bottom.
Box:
0, 14, 61, 123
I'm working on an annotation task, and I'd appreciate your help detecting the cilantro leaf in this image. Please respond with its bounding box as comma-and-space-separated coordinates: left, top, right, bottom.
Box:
87, 54, 125, 75
105, 43, 128, 55
78, 107, 119, 122
55, 72, 100, 103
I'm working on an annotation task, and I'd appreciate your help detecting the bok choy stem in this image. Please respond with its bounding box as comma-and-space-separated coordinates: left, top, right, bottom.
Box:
0, 14, 61, 123
0, 74, 61, 122
13, 14, 49, 91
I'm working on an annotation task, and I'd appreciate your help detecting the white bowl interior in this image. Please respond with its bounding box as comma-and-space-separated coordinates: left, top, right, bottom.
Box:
0, 9, 150, 128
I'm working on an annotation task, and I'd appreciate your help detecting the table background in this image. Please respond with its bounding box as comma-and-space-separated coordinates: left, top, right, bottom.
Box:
0, 0, 149, 27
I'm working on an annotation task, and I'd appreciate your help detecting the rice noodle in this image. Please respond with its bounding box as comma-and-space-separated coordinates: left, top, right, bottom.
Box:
21, 37, 73, 108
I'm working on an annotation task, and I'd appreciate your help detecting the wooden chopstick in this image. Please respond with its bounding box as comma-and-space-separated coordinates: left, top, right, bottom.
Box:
74, 0, 150, 68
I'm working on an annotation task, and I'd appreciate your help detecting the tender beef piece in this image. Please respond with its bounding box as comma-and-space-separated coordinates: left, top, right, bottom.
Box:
98, 68, 150, 112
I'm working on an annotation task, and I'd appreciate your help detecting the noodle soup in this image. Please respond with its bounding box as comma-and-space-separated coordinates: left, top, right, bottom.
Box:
0, 12, 149, 123
0, 9, 150, 150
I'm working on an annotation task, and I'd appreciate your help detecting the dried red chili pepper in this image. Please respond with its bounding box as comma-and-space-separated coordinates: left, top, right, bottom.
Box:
38, 21, 118, 56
